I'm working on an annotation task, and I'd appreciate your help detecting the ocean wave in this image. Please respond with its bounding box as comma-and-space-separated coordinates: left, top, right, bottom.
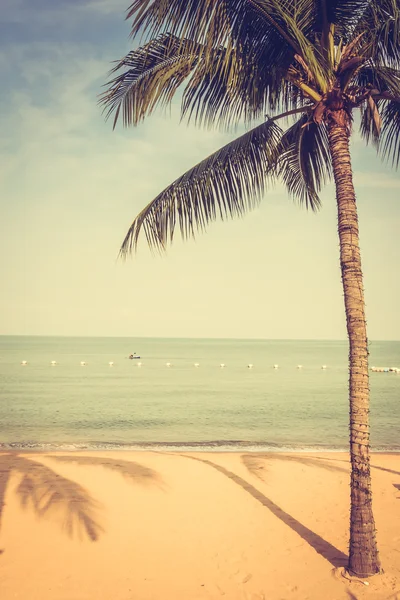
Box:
1, 440, 399, 453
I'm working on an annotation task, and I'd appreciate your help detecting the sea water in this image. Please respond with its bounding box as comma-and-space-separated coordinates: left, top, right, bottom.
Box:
0, 336, 399, 451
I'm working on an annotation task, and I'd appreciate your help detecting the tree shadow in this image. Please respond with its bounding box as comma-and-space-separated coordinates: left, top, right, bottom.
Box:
49, 455, 162, 488
184, 455, 348, 569
370, 462, 400, 476
0, 453, 162, 554
241, 453, 348, 482
301, 455, 400, 477
0, 452, 103, 549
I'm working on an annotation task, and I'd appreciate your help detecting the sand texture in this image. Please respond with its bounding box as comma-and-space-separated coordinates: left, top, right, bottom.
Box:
0, 451, 399, 600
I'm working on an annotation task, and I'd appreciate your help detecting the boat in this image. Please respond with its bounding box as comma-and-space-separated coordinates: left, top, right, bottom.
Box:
129, 354, 141, 360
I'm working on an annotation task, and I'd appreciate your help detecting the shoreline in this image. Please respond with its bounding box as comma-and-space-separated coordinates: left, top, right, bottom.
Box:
1, 450, 399, 599
1, 442, 400, 453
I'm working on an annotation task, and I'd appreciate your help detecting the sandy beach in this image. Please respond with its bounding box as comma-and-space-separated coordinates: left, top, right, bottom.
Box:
0, 451, 399, 600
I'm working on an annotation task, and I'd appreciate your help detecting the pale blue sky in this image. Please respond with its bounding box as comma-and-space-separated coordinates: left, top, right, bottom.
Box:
0, 0, 399, 340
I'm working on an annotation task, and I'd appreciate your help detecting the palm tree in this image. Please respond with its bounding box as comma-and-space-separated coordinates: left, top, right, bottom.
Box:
100, 0, 400, 577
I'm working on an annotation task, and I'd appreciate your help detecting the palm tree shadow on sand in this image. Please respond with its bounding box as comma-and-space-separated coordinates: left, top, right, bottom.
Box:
49, 455, 162, 488
241, 453, 349, 482
247, 454, 400, 502
184, 455, 348, 569
0, 452, 103, 551
0, 453, 161, 553
276, 454, 400, 477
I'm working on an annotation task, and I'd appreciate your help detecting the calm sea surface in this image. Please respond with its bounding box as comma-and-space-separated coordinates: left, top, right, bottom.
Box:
0, 336, 399, 451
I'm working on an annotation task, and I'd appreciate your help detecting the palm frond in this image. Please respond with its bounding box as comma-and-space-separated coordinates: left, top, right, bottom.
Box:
100, 34, 201, 127
100, 27, 308, 131
266, 0, 329, 90
127, 0, 298, 50
181, 46, 304, 129
103, 0, 336, 131
356, 64, 400, 98
322, 0, 370, 35
277, 114, 332, 210
356, 64, 400, 149
355, 0, 400, 67
120, 118, 286, 253
379, 99, 400, 166
359, 97, 382, 146
126, 0, 320, 88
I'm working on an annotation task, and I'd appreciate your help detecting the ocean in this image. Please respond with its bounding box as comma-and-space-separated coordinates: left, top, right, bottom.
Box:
0, 336, 399, 452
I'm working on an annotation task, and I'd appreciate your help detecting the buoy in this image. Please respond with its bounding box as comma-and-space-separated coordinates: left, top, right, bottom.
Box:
194, 363, 200, 367
166, 362, 172, 367
220, 363, 226, 368
273, 364, 279, 369
321, 365, 327, 370
247, 364, 254, 369
137, 362, 142, 367
297, 365, 303, 369
109, 362, 114, 367
80, 361, 86, 366
51, 361, 57, 366
21, 360, 27, 366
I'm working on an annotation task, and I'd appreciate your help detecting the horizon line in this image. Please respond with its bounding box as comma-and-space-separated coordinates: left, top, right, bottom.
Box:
0, 334, 398, 343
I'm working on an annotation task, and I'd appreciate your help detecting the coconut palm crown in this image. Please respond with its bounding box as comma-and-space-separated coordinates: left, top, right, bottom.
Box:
100, 0, 400, 578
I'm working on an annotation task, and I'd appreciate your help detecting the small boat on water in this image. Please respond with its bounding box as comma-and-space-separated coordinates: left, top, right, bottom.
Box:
129, 353, 141, 360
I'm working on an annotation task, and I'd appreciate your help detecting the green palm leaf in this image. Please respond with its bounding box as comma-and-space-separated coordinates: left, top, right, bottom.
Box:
100, 34, 201, 127
356, 0, 400, 67
126, 0, 321, 86
322, 0, 370, 31
356, 65, 400, 153
277, 114, 331, 210
101, 31, 305, 131
379, 99, 400, 166
357, 64, 400, 97
120, 118, 284, 253
181, 46, 304, 129
359, 97, 382, 146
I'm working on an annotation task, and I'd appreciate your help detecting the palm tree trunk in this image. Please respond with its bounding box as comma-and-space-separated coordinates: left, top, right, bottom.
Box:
327, 109, 381, 578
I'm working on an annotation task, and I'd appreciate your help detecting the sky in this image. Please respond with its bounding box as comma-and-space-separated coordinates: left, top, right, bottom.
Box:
0, 0, 399, 340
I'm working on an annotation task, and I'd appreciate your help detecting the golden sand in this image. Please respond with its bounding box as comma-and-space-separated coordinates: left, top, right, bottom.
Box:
0, 451, 399, 599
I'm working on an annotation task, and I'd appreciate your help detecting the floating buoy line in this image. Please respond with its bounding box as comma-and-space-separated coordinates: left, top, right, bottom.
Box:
16, 362, 400, 372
